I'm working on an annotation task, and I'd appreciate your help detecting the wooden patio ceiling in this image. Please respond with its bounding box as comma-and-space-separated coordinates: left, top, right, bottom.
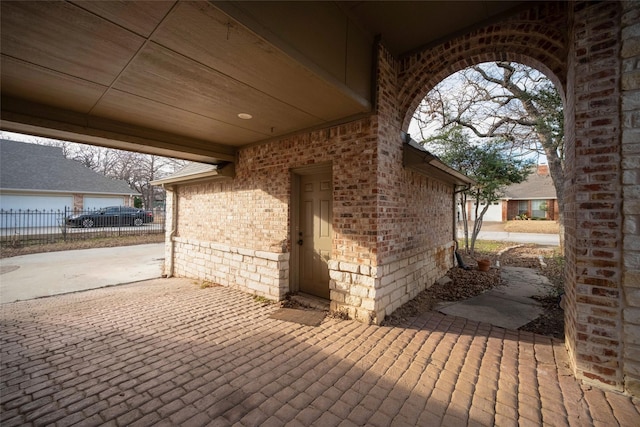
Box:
1, 1, 523, 163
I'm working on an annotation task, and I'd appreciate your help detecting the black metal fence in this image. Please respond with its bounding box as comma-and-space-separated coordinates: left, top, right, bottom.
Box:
0, 207, 166, 247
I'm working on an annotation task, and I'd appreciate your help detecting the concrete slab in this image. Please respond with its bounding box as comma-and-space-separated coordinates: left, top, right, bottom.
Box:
497, 266, 555, 300
269, 307, 327, 326
436, 292, 544, 329
289, 293, 331, 311
0, 243, 164, 303
436, 266, 554, 330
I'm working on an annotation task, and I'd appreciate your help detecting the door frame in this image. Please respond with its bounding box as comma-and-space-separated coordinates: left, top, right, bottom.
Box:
289, 162, 333, 295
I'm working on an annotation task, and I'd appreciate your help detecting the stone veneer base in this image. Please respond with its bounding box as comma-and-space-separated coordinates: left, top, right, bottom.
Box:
172, 237, 289, 300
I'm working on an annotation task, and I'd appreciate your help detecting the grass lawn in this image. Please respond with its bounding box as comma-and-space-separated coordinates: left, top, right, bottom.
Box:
503, 220, 560, 234
0, 234, 164, 259
457, 239, 514, 253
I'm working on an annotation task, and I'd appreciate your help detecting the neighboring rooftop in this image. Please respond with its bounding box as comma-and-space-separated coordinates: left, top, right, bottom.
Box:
0, 139, 137, 195
503, 165, 557, 200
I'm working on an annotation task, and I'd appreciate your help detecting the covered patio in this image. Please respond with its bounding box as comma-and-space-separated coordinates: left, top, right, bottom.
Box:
2, 1, 638, 396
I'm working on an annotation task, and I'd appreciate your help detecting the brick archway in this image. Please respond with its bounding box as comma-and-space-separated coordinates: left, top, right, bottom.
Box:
397, 2, 568, 133
390, 0, 640, 397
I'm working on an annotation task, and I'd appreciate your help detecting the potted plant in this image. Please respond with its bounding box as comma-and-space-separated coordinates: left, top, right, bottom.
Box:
477, 259, 491, 271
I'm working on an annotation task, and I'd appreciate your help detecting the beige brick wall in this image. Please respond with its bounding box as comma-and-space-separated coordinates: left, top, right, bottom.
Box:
372, 43, 456, 323
563, 0, 579, 396
173, 117, 379, 265
167, 42, 457, 322
168, 108, 456, 316
167, 116, 380, 304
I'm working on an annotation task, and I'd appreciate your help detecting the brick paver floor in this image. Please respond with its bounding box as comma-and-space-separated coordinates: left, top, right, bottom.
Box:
2, 278, 639, 426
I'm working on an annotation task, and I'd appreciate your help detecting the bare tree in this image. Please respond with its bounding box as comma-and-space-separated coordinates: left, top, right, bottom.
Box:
117, 153, 184, 210
414, 61, 565, 247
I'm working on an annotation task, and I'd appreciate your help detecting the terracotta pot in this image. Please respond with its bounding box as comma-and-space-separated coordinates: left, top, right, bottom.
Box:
477, 259, 491, 272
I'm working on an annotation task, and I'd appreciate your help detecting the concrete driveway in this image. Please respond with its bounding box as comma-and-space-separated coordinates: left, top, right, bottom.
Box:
0, 243, 164, 303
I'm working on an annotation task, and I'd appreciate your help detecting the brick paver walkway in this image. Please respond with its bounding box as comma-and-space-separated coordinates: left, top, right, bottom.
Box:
2, 278, 639, 426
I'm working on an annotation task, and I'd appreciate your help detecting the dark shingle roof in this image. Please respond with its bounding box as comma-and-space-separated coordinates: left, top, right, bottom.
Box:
503, 169, 557, 200
0, 140, 138, 195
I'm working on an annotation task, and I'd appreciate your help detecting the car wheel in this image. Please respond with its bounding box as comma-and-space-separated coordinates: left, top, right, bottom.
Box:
133, 218, 143, 227
82, 218, 95, 228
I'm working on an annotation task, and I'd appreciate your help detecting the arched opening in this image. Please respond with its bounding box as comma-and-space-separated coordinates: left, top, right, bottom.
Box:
393, 0, 637, 395
403, 60, 566, 339
401, 55, 566, 134
408, 60, 565, 225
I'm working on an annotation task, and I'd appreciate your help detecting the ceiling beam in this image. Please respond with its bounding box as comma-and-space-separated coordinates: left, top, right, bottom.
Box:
1, 96, 236, 164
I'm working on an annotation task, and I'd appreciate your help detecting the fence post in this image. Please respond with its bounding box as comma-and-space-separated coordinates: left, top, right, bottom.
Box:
62, 207, 68, 242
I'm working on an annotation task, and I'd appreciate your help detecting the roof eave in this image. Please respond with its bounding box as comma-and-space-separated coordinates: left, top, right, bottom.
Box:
151, 163, 235, 187
402, 139, 475, 187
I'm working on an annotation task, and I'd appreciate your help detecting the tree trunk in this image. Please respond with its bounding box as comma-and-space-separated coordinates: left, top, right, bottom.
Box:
460, 193, 470, 253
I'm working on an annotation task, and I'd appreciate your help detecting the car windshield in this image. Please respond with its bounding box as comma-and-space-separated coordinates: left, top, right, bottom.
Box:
96, 207, 120, 214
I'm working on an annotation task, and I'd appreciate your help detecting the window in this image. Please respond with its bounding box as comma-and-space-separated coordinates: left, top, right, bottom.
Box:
531, 200, 546, 218
518, 201, 528, 215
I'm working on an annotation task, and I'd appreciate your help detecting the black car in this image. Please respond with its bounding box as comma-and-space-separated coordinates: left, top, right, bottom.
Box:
66, 206, 154, 228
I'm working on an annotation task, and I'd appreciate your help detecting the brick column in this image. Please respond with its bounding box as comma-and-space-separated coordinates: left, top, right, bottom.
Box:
72, 194, 83, 212
565, 0, 625, 392
163, 188, 175, 278
621, 0, 640, 397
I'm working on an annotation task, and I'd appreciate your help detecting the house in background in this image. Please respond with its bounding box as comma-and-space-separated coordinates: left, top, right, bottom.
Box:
502, 164, 558, 221
0, 139, 138, 213
467, 165, 558, 222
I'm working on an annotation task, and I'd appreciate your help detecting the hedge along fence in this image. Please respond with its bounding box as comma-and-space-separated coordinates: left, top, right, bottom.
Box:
0, 207, 165, 247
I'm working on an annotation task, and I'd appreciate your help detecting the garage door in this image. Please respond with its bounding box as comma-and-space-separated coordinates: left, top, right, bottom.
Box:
0, 194, 73, 212
83, 196, 125, 210
470, 201, 503, 222
0, 195, 72, 229
482, 202, 503, 222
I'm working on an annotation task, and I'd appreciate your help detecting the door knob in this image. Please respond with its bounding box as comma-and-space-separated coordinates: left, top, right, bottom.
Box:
297, 239, 303, 245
